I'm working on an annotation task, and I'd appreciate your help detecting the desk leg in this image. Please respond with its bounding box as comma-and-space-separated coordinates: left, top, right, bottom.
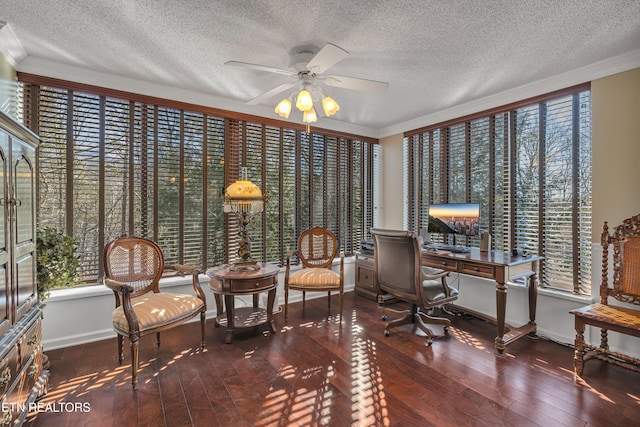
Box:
214, 294, 223, 327
224, 295, 235, 344
266, 288, 276, 334
528, 264, 539, 333
495, 282, 507, 357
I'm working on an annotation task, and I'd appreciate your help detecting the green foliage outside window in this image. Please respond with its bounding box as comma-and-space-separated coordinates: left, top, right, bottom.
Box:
36, 227, 80, 301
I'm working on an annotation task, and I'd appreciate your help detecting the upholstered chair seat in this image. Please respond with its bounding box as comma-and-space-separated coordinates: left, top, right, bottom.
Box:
287, 268, 341, 288
421, 275, 459, 304
111, 293, 205, 334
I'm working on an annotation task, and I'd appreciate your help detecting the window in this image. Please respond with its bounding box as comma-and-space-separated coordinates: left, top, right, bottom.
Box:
404, 85, 591, 294
21, 78, 379, 283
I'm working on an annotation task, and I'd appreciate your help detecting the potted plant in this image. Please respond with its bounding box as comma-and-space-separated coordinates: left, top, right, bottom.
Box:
36, 227, 80, 301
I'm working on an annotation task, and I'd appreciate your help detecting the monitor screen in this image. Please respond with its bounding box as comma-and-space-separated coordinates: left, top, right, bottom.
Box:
427, 203, 480, 236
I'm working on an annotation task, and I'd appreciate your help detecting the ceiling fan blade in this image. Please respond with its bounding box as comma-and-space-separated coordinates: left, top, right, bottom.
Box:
225, 61, 297, 77
322, 74, 389, 93
246, 81, 298, 105
306, 43, 349, 74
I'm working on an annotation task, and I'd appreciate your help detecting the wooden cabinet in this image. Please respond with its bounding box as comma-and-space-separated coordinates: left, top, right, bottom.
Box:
354, 253, 394, 304
0, 111, 48, 425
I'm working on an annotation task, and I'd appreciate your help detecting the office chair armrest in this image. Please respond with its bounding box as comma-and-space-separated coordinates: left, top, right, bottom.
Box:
421, 268, 449, 280
422, 268, 455, 298
166, 264, 206, 303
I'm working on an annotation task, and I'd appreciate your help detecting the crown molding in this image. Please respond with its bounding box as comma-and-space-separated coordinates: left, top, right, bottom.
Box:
15, 56, 379, 138
0, 21, 27, 68
378, 49, 640, 138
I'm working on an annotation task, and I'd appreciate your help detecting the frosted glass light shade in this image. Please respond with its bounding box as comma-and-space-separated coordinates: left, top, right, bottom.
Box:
322, 96, 340, 116
303, 107, 318, 123
296, 89, 313, 111
274, 98, 291, 118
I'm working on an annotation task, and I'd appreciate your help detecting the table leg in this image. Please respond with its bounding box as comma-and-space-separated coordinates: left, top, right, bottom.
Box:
528, 263, 539, 334
574, 318, 585, 376
224, 294, 234, 344
495, 281, 507, 357
266, 288, 276, 334
214, 294, 223, 327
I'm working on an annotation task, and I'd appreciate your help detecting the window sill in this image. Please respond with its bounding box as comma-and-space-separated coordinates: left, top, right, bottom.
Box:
537, 286, 592, 303
45, 257, 355, 303
45, 274, 211, 303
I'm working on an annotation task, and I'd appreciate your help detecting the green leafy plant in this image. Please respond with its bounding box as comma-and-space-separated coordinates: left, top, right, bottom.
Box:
36, 227, 80, 301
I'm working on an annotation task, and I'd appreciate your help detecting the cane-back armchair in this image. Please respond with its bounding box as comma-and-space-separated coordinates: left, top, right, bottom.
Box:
103, 235, 207, 388
284, 227, 344, 321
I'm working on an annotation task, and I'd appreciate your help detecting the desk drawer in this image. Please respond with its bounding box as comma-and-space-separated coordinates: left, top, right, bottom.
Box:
231, 276, 276, 292
357, 266, 373, 287
422, 258, 458, 271
460, 262, 495, 279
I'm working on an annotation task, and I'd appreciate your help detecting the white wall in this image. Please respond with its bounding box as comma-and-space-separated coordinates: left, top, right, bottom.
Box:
42, 260, 356, 350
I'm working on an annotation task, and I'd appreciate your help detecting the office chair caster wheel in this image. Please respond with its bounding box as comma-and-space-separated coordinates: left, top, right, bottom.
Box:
382, 314, 387, 321
384, 330, 390, 337
426, 339, 433, 346
444, 326, 449, 333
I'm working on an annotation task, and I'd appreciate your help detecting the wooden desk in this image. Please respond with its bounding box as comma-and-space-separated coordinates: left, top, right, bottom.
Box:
206, 263, 279, 344
421, 248, 543, 356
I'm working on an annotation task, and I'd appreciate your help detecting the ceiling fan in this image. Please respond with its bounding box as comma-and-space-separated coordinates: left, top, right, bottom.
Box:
225, 43, 389, 110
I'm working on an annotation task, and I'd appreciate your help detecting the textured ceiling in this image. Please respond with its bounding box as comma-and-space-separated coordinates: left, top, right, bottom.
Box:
1, 0, 639, 137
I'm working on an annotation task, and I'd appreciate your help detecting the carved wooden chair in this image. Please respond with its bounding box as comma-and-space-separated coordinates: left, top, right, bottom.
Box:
103, 235, 207, 389
370, 228, 458, 345
570, 214, 640, 376
284, 227, 344, 321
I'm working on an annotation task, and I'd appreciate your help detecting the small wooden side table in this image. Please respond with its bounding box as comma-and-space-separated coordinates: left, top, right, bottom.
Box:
206, 263, 279, 344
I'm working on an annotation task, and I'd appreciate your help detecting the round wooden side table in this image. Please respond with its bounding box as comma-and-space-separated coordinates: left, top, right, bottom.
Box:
206, 263, 279, 344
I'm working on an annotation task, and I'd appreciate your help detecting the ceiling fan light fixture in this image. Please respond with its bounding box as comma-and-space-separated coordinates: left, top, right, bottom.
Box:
296, 89, 313, 112
303, 107, 318, 124
275, 98, 292, 118
322, 96, 340, 117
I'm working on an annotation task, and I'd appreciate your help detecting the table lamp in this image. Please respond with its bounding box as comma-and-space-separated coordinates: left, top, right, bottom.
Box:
223, 167, 268, 270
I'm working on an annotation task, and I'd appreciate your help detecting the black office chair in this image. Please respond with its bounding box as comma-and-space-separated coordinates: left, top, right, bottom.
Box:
370, 228, 459, 345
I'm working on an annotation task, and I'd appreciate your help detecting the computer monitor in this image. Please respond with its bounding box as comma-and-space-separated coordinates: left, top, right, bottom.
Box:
427, 203, 480, 237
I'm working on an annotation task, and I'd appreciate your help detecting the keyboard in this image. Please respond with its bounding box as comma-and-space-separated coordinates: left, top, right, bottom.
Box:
423, 243, 471, 253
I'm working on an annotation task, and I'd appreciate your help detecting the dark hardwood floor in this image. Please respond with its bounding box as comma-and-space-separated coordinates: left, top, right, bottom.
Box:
25, 293, 640, 427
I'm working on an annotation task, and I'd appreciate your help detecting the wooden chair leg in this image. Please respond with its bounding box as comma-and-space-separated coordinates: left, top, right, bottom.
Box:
130, 339, 139, 389
156, 332, 161, 347
117, 335, 124, 364
302, 291, 306, 308
339, 291, 343, 321
327, 291, 331, 309
600, 328, 609, 350
284, 286, 289, 320
200, 311, 206, 349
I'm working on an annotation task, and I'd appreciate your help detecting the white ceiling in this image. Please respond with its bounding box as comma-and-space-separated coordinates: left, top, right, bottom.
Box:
1, 0, 639, 138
